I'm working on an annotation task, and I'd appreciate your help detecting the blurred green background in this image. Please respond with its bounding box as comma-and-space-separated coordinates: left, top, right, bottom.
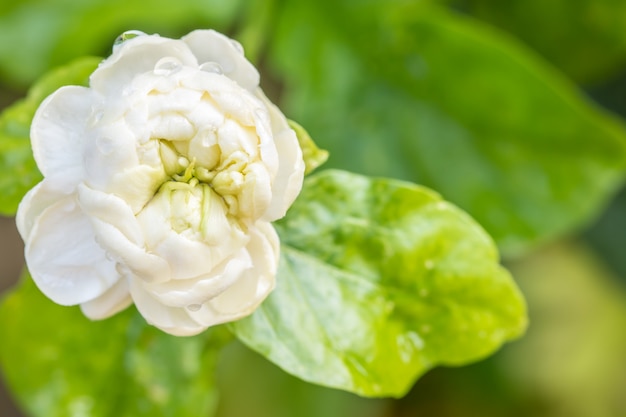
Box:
2, 0, 626, 416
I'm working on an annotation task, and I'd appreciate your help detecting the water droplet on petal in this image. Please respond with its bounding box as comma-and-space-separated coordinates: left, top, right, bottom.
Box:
113, 30, 146, 50
96, 136, 115, 155
90, 110, 103, 127
154, 57, 183, 76
199, 61, 223, 74
187, 304, 202, 312
230, 40, 244, 54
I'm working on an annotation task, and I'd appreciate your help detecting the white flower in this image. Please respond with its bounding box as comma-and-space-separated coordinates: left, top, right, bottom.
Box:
16, 30, 305, 336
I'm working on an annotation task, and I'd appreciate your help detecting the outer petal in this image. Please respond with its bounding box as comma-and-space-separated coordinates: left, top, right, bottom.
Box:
256, 90, 305, 221
30, 86, 94, 184
90, 35, 198, 96
144, 247, 253, 307
182, 29, 260, 92
80, 278, 132, 320
190, 222, 279, 326
25, 195, 120, 305
130, 277, 206, 336
16, 179, 70, 242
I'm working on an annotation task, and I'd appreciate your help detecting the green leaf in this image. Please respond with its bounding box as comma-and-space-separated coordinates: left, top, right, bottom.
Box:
0, 0, 243, 88
216, 341, 389, 417
271, 2, 626, 256
0, 56, 100, 215
0, 273, 227, 417
451, 0, 626, 85
288, 119, 328, 175
232, 170, 527, 398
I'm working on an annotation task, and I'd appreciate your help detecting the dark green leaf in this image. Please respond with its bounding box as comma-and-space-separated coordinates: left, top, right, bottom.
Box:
232, 170, 526, 397
271, 2, 626, 256
0, 273, 227, 417
451, 0, 626, 84
0, 56, 100, 215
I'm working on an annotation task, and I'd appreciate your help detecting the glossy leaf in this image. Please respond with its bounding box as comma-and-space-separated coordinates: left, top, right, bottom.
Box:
0, 56, 100, 215
271, 2, 626, 256
0, 273, 226, 417
288, 119, 328, 175
232, 170, 527, 397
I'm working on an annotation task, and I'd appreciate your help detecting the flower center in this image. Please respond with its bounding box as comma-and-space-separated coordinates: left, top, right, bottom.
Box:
157, 136, 258, 217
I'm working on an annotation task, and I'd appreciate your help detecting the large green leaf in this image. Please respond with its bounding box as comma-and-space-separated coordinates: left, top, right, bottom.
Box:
270, 2, 626, 256
232, 170, 526, 397
450, 0, 626, 85
0, 273, 227, 417
0, 0, 242, 88
0, 56, 100, 215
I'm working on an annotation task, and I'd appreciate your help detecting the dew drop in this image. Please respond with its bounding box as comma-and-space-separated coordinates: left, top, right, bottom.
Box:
113, 30, 146, 50
230, 40, 244, 54
116, 263, 130, 276
90, 110, 104, 127
199, 61, 223, 74
187, 304, 202, 312
96, 136, 115, 155
154, 57, 183, 76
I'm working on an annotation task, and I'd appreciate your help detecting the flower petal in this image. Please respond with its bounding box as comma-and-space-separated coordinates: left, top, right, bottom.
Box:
256, 90, 305, 221
190, 222, 279, 326
16, 179, 70, 242
90, 35, 198, 96
25, 195, 119, 305
182, 29, 260, 92
130, 277, 206, 336
80, 278, 132, 320
144, 247, 253, 307
77, 184, 172, 283
31, 86, 94, 183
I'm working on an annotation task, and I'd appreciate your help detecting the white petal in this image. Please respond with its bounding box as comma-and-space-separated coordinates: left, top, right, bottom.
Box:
30, 86, 93, 181
143, 248, 252, 307
190, 222, 279, 326
25, 195, 119, 305
130, 277, 206, 336
80, 278, 132, 320
16, 179, 69, 241
256, 90, 305, 221
136, 183, 248, 279
182, 30, 260, 92
77, 184, 171, 283
91, 35, 198, 96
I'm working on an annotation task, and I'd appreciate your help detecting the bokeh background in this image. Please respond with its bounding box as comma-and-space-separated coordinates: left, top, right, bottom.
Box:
2, 0, 626, 416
